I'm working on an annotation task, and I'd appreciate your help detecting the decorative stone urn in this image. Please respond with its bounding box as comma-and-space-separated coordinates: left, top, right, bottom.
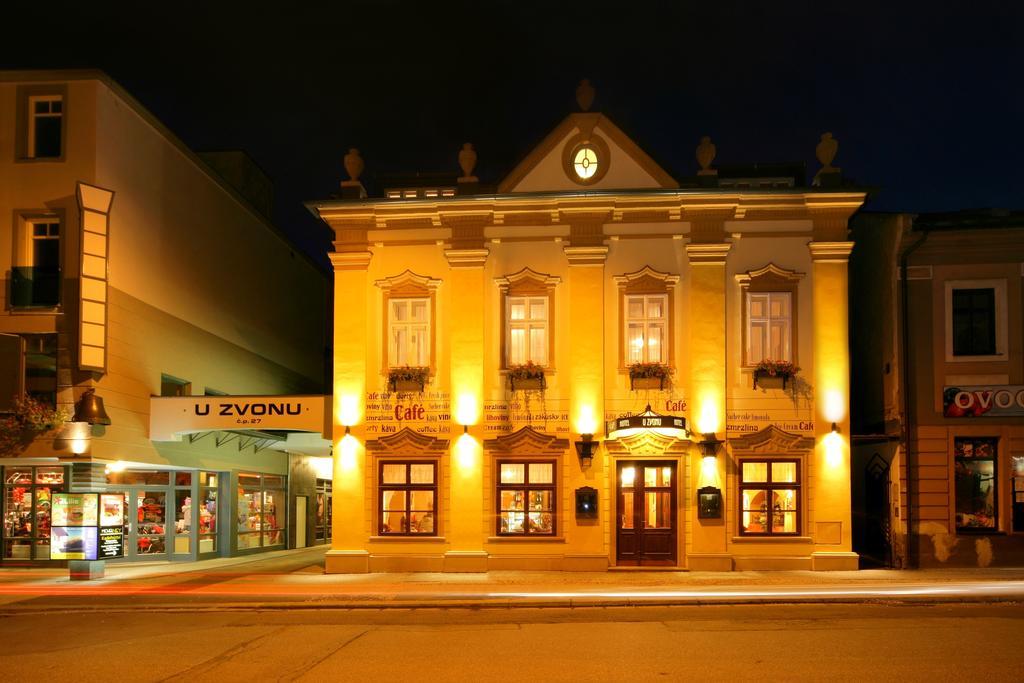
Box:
458, 142, 477, 180
696, 135, 717, 175
815, 133, 838, 172
576, 79, 595, 112
343, 148, 364, 182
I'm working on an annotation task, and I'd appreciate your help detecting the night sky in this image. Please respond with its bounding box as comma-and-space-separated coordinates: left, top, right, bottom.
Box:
5, 2, 1022, 270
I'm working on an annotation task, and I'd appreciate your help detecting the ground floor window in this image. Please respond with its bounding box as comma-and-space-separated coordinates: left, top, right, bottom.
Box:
237, 473, 286, 549
954, 437, 997, 531
739, 459, 800, 535
2, 466, 65, 560
378, 461, 437, 535
497, 460, 556, 535
1012, 455, 1024, 533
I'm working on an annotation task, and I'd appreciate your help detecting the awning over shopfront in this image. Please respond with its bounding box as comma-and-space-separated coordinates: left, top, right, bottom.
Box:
150, 395, 332, 455
605, 404, 688, 440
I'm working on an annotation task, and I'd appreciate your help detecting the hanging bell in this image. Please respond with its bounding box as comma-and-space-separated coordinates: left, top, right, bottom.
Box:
74, 388, 111, 425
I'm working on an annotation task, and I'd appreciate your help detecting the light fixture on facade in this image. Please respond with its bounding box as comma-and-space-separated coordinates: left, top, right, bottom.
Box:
605, 404, 688, 440
73, 388, 111, 425
698, 432, 722, 458
575, 432, 597, 466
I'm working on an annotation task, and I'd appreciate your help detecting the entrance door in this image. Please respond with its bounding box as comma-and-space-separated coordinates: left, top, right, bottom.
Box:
616, 461, 677, 566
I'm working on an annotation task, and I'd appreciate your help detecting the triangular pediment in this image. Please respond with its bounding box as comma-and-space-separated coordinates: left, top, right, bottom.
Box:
729, 425, 814, 454
365, 427, 450, 455
484, 426, 569, 455
499, 113, 678, 194
604, 430, 690, 455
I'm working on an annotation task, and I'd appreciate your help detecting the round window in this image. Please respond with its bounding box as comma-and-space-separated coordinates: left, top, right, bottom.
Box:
572, 146, 599, 180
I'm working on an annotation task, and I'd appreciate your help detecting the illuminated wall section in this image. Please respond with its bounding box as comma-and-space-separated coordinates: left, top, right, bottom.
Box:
444, 248, 488, 571
75, 182, 114, 373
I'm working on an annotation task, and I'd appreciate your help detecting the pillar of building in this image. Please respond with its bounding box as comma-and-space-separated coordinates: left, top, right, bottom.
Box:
685, 209, 733, 571
564, 233, 609, 570
326, 250, 373, 573
444, 225, 489, 571
808, 206, 858, 570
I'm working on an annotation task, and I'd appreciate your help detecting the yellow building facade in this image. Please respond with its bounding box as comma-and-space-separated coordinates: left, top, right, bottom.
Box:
314, 96, 865, 572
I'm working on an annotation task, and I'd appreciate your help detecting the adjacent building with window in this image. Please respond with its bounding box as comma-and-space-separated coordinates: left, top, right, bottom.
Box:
312, 84, 866, 572
851, 209, 1024, 568
0, 70, 329, 564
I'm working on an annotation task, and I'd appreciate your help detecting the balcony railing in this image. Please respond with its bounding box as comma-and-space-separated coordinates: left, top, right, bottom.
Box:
10, 266, 61, 308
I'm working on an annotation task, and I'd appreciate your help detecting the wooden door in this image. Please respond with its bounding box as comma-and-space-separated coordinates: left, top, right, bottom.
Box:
616, 461, 677, 566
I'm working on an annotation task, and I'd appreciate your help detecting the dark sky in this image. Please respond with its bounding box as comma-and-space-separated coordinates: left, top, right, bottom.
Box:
5, 2, 1022, 270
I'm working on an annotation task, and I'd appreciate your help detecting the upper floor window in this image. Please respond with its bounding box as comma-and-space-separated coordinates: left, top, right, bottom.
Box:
375, 271, 441, 374
160, 374, 191, 397
625, 294, 667, 364
28, 95, 63, 159
496, 268, 559, 370
747, 292, 792, 364
952, 288, 996, 356
614, 266, 679, 370
389, 298, 430, 367
508, 296, 548, 366
11, 215, 62, 309
736, 264, 804, 368
944, 279, 1006, 362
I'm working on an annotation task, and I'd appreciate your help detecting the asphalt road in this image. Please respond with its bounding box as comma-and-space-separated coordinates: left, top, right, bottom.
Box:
1, 603, 1022, 682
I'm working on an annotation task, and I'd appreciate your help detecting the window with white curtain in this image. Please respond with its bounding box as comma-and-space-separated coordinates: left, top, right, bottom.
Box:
507, 296, 548, 366
746, 292, 792, 364
388, 298, 430, 367
624, 294, 667, 364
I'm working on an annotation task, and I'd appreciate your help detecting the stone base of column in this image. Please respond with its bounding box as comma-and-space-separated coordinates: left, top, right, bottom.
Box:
443, 550, 489, 572
811, 551, 859, 571
324, 549, 370, 574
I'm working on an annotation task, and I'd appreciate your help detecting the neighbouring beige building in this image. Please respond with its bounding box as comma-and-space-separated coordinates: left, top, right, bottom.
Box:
851, 209, 1024, 568
312, 82, 866, 572
0, 70, 329, 564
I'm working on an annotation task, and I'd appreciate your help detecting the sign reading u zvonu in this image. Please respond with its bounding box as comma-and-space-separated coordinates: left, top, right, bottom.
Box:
150, 395, 328, 441
943, 385, 1024, 418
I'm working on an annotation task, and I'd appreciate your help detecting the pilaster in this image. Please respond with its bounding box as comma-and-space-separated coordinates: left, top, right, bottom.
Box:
686, 240, 731, 558
809, 240, 855, 557
444, 247, 488, 569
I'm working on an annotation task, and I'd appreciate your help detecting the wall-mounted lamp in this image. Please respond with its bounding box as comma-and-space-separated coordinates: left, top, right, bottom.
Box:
698, 432, 722, 457
575, 433, 598, 466
344, 425, 351, 435
831, 422, 839, 434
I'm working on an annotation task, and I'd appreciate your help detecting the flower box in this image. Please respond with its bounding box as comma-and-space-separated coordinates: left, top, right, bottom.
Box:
507, 362, 546, 392
751, 360, 799, 390
387, 366, 429, 393
628, 362, 672, 391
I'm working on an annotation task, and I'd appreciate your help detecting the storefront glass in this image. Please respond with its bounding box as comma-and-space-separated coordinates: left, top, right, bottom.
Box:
136, 491, 167, 555
2, 466, 64, 561
199, 472, 218, 554
954, 437, 998, 530
237, 473, 286, 550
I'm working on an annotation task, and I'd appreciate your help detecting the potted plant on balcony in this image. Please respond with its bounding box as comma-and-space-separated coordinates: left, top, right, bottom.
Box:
388, 366, 430, 393
0, 395, 70, 456
507, 361, 546, 392
628, 362, 673, 390
752, 359, 800, 390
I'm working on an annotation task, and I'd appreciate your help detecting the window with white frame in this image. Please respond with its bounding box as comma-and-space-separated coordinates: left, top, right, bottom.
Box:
624, 294, 667, 364
28, 95, 63, 159
507, 296, 548, 366
746, 292, 792, 364
944, 279, 1007, 362
389, 298, 430, 367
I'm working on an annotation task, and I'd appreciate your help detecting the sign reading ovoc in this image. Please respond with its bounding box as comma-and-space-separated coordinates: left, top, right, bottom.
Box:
150, 395, 328, 441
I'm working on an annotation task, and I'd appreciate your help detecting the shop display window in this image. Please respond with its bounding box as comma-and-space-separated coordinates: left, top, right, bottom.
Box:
739, 459, 800, 536
236, 473, 286, 550
175, 472, 192, 486
199, 486, 217, 554
497, 460, 556, 536
174, 489, 191, 554
2, 466, 64, 560
955, 437, 998, 531
378, 461, 437, 536
136, 491, 167, 554
108, 471, 169, 486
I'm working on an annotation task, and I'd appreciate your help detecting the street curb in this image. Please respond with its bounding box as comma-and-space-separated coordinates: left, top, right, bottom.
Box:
0, 594, 1020, 614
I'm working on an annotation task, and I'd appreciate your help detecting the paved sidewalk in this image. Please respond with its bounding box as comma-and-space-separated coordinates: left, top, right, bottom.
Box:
1, 546, 1022, 610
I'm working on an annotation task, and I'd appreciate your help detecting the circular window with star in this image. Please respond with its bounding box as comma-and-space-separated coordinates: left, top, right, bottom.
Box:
562, 134, 610, 185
